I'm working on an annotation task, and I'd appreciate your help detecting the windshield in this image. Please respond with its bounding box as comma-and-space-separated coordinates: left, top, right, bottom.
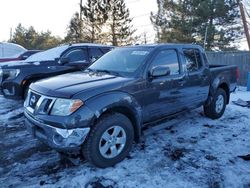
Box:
88, 47, 152, 77
25, 45, 68, 62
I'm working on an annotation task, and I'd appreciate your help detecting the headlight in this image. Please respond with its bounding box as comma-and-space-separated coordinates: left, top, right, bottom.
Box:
50, 98, 83, 116
3, 69, 20, 80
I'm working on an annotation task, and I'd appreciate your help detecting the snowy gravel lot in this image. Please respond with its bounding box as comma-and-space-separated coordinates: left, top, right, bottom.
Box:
0, 88, 249, 188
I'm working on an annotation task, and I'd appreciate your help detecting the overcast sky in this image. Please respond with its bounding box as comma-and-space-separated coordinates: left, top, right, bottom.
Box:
0, 0, 248, 50
0, 0, 157, 43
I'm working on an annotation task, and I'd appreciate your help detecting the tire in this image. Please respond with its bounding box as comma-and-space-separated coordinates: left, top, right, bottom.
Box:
204, 88, 227, 119
82, 113, 134, 168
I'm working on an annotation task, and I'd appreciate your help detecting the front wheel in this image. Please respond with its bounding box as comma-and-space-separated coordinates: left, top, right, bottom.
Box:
204, 88, 227, 119
82, 113, 134, 168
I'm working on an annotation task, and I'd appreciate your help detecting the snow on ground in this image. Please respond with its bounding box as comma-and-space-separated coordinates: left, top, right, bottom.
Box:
0, 88, 249, 188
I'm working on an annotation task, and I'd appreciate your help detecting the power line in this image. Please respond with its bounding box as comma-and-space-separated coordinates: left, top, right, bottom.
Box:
132, 13, 151, 19
126, 0, 140, 4
134, 23, 153, 28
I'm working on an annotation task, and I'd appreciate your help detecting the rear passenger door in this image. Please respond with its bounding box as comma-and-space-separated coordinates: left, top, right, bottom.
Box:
182, 48, 210, 108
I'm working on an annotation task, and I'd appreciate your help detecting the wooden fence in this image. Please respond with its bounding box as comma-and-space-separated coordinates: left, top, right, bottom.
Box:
206, 51, 250, 86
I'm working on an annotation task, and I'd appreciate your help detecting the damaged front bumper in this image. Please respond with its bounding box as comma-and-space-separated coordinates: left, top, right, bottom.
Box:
24, 111, 90, 152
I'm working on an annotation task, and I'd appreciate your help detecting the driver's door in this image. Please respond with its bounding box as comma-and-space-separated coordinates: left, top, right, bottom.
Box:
142, 49, 186, 122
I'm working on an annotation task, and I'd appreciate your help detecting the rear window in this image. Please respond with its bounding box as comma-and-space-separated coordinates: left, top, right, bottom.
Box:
183, 49, 203, 72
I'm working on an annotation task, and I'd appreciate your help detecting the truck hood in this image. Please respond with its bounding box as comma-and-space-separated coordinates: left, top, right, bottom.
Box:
30, 71, 134, 99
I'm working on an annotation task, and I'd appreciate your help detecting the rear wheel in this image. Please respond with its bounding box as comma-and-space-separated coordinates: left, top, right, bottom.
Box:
82, 113, 134, 168
204, 88, 227, 119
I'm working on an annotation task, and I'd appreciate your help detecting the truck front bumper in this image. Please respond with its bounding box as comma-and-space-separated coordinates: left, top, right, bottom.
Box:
25, 111, 90, 152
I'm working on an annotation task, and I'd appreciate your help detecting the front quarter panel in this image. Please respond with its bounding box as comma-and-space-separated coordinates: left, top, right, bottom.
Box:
83, 91, 143, 137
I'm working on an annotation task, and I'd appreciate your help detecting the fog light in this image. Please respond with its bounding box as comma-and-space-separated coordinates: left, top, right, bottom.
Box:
52, 128, 90, 147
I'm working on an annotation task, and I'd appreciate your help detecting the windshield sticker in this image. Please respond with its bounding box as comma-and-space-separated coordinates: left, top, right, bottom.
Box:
131, 51, 149, 56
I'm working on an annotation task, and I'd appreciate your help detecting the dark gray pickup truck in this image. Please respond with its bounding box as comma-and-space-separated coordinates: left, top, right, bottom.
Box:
24, 44, 238, 167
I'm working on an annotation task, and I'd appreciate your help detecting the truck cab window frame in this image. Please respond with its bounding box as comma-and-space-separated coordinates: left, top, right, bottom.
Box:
149, 49, 181, 76
183, 48, 203, 72
63, 48, 88, 63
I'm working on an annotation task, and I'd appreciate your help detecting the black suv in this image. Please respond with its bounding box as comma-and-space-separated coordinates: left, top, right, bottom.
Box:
0, 43, 113, 99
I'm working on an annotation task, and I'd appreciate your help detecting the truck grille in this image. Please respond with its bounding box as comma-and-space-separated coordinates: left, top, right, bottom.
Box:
25, 90, 56, 114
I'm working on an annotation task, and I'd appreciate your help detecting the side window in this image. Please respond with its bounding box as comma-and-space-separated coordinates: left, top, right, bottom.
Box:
65, 49, 88, 63
20, 52, 29, 59
183, 49, 202, 72
150, 49, 180, 75
89, 48, 103, 63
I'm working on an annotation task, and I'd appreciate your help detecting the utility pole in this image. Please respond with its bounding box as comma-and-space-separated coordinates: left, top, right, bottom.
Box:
9, 28, 13, 41
240, 2, 250, 50
79, 0, 83, 42
203, 26, 208, 50
80, 0, 83, 21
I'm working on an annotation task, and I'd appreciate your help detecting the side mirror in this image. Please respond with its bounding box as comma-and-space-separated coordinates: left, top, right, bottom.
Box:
149, 65, 171, 78
59, 57, 69, 65
21, 55, 29, 60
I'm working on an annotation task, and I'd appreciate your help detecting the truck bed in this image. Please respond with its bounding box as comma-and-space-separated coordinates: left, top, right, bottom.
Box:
209, 64, 237, 93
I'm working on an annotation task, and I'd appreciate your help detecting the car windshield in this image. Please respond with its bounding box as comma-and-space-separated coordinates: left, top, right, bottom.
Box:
24, 45, 68, 62
88, 47, 152, 77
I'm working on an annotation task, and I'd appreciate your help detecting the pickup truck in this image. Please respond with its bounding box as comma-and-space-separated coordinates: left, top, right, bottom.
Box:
24, 44, 238, 168
0, 43, 112, 100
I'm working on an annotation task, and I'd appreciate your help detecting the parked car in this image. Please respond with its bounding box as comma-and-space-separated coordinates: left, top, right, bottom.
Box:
0, 50, 41, 63
0, 43, 113, 99
24, 44, 238, 168
0, 42, 26, 58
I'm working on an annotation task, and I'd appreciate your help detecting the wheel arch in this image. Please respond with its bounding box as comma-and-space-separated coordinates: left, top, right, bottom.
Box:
85, 92, 143, 142
218, 82, 230, 104
209, 76, 230, 104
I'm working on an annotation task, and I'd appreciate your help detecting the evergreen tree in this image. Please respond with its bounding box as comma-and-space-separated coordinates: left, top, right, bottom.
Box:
11, 24, 27, 48
151, 0, 242, 50
150, 0, 195, 43
10, 24, 62, 50
192, 0, 242, 50
80, 0, 108, 43
104, 0, 136, 46
64, 12, 85, 43
65, 0, 136, 45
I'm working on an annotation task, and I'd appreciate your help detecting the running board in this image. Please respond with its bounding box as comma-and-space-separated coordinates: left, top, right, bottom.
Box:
143, 112, 192, 136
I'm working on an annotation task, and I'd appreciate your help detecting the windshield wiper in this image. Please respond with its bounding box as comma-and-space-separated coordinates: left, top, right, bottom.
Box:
84, 68, 99, 74
85, 68, 95, 72
85, 68, 120, 76
96, 69, 120, 76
